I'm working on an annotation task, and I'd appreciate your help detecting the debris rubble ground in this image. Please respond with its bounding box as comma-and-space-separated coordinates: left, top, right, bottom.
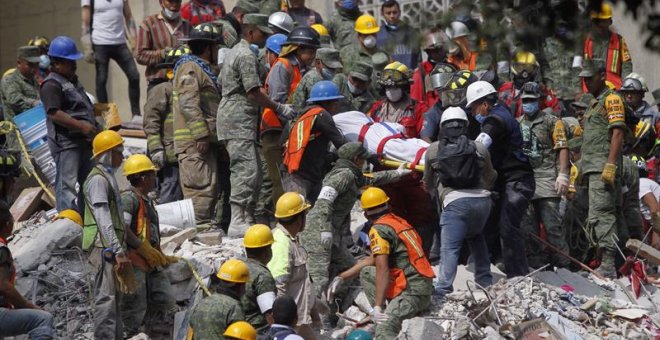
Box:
6, 206, 660, 340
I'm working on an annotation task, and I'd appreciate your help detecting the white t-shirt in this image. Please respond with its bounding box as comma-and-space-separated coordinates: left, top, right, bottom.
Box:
638, 177, 660, 221
82, 0, 126, 45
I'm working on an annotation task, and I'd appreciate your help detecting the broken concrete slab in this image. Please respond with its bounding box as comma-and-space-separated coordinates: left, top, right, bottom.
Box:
164, 261, 193, 284
626, 239, 660, 265
161, 228, 197, 250
396, 317, 444, 340
532, 268, 607, 298
194, 231, 223, 246
11, 219, 82, 272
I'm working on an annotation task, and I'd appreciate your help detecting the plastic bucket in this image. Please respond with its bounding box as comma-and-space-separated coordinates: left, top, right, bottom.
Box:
155, 199, 196, 229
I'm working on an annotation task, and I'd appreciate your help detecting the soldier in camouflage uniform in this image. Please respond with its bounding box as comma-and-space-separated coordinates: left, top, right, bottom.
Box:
301, 143, 408, 308
213, 0, 260, 50
291, 47, 343, 113
172, 23, 223, 224
340, 14, 389, 81
218, 14, 295, 237
336, 62, 376, 113
241, 224, 277, 334
189, 259, 248, 340
517, 82, 571, 268
256, 0, 282, 16
619, 155, 643, 243
326, 0, 362, 50
0, 46, 42, 152
578, 58, 627, 278
543, 28, 582, 106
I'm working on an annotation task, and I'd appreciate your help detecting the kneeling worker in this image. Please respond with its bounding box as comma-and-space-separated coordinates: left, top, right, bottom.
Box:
242, 224, 277, 334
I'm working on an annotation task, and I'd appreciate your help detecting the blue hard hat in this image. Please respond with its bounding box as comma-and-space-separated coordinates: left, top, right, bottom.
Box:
339, 0, 359, 10
48, 36, 83, 61
266, 33, 287, 55
346, 329, 373, 340
307, 80, 344, 103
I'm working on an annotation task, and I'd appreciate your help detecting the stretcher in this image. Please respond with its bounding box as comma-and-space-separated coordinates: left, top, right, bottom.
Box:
333, 111, 429, 171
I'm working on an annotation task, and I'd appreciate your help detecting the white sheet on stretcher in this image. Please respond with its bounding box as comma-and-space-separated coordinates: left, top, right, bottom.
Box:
333, 111, 429, 165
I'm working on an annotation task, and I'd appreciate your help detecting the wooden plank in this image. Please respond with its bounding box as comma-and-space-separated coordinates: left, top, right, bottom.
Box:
626, 238, 660, 265
118, 129, 146, 138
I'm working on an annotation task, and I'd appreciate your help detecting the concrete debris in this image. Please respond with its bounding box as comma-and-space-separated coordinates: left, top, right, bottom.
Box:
10, 218, 81, 273
395, 317, 445, 340
626, 239, 660, 265
160, 228, 197, 250
194, 231, 223, 246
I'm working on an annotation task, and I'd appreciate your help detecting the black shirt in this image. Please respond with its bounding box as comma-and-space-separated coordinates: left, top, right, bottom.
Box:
296, 106, 345, 183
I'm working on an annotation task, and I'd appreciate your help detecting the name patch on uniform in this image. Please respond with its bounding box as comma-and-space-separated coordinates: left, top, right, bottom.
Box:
605, 94, 624, 124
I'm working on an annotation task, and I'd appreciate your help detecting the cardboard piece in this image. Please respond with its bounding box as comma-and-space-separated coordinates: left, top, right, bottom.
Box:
10, 187, 44, 222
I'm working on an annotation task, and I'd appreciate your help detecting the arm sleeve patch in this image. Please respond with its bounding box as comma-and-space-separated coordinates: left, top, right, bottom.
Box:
604, 94, 625, 125
317, 186, 338, 202
368, 228, 390, 255
475, 132, 493, 149
552, 119, 568, 149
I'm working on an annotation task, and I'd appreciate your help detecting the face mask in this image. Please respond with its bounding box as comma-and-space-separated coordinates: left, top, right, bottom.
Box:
162, 8, 180, 20
249, 44, 260, 56
321, 68, 336, 80
522, 102, 540, 116
385, 23, 399, 30
363, 35, 377, 49
474, 113, 486, 124
39, 55, 50, 69
385, 87, 403, 102
348, 80, 364, 95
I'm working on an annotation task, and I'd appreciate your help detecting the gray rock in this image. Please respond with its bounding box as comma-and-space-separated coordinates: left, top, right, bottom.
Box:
11, 219, 81, 272
395, 317, 444, 340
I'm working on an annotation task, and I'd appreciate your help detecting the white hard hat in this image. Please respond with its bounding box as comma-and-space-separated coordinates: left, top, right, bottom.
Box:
620, 72, 648, 92
445, 21, 470, 39
465, 81, 497, 108
440, 106, 469, 125
269, 12, 294, 34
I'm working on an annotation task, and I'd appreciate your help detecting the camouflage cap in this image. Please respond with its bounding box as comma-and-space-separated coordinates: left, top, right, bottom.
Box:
653, 88, 660, 106
243, 14, 273, 34
349, 62, 373, 82
317, 48, 342, 69
17, 46, 41, 63
578, 58, 605, 78
234, 0, 260, 14
371, 52, 389, 71
337, 142, 369, 160
520, 82, 541, 99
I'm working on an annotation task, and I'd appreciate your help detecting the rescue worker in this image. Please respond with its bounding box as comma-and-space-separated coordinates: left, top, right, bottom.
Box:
264, 34, 288, 67
368, 62, 426, 137
583, 2, 632, 90
466, 80, 535, 278
119, 154, 177, 337
82, 130, 136, 339
326, 0, 362, 50
516, 82, 571, 268
336, 61, 376, 113
340, 14, 389, 79
0, 151, 21, 203
268, 12, 294, 35
180, 0, 225, 26
0, 200, 55, 339
543, 19, 582, 104
619, 73, 660, 127
218, 13, 295, 237
375, 0, 419, 69
330, 187, 434, 340
213, 1, 260, 50
619, 155, 643, 244
40, 36, 99, 213
264, 296, 305, 339
311, 24, 332, 47
189, 259, 249, 340
285, 0, 323, 27
304, 143, 408, 313
27, 36, 51, 83
241, 224, 277, 333
281, 81, 346, 201
173, 23, 225, 224
268, 192, 319, 339
261, 26, 321, 206
291, 47, 343, 113
445, 21, 477, 71
419, 63, 458, 142
410, 30, 451, 108
144, 45, 190, 204
578, 58, 627, 278
0, 46, 41, 152
498, 51, 560, 118
223, 321, 258, 340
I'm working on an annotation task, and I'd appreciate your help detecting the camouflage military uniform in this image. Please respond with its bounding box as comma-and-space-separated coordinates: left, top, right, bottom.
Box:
518, 109, 571, 267
241, 258, 277, 333
339, 44, 388, 80
215, 19, 240, 49
336, 65, 376, 113
291, 68, 325, 113
0, 69, 40, 151
301, 156, 402, 296
543, 36, 581, 100
217, 39, 263, 211
172, 56, 221, 223
189, 292, 245, 340
361, 219, 433, 340
326, 11, 360, 50
619, 156, 642, 241
256, 0, 281, 15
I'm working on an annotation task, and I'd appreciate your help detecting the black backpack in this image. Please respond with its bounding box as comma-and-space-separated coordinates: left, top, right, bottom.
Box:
432, 135, 481, 189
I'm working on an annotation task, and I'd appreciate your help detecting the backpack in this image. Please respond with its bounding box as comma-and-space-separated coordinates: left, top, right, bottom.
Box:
432, 135, 481, 189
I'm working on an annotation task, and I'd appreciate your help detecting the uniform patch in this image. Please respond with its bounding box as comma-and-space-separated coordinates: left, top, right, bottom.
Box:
368, 228, 390, 255
605, 94, 625, 124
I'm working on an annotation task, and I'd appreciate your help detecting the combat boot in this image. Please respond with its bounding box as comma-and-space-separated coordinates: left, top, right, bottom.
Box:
228, 203, 250, 237
595, 250, 617, 279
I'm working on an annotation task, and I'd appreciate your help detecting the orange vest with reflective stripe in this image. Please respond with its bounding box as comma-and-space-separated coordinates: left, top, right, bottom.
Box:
283, 106, 324, 174
260, 57, 302, 134
583, 32, 623, 90
374, 213, 435, 299
126, 191, 153, 272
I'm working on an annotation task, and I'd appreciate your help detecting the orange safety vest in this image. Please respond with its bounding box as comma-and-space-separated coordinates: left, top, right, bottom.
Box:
447, 51, 477, 71
583, 32, 623, 90
283, 106, 324, 174
374, 213, 435, 299
260, 57, 302, 134
126, 191, 153, 272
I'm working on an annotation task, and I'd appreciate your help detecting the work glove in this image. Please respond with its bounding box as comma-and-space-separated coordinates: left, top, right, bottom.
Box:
601, 163, 617, 187
276, 103, 296, 122
81, 33, 95, 64
396, 163, 412, 176
652, 212, 660, 233
151, 151, 165, 169
326, 276, 344, 302
555, 172, 569, 195
320, 231, 333, 249
137, 241, 169, 267
114, 256, 137, 294
369, 306, 389, 324
165, 255, 180, 264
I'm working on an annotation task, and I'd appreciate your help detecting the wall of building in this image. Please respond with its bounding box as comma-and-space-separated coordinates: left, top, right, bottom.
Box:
1, 0, 658, 120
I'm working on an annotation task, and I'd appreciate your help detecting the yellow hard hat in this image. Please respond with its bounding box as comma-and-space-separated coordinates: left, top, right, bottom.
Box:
216, 258, 249, 283
360, 187, 390, 209
355, 14, 380, 35
379, 61, 411, 86
28, 36, 50, 48
513, 51, 537, 65
590, 2, 613, 20
311, 24, 329, 37
123, 154, 157, 176
92, 130, 124, 159
243, 224, 274, 248
274, 192, 311, 219
57, 209, 83, 226
223, 321, 257, 340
